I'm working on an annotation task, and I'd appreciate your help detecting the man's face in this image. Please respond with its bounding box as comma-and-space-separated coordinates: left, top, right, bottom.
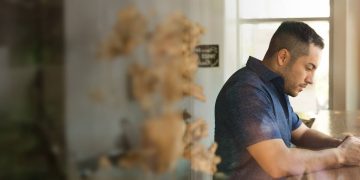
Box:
282, 44, 322, 97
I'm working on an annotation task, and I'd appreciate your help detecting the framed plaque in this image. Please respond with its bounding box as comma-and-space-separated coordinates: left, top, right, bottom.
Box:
195, 44, 219, 67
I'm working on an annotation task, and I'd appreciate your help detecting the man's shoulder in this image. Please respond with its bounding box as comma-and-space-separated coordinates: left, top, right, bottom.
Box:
216, 67, 269, 105
228, 67, 265, 89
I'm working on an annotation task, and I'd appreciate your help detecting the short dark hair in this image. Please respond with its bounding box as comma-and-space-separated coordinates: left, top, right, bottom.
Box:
263, 21, 324, 61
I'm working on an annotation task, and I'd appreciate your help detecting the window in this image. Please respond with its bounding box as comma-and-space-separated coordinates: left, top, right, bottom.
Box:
227, 0, 331, 114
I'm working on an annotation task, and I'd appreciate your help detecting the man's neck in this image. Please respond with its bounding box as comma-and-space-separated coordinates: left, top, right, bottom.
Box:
262, 58, 282, 76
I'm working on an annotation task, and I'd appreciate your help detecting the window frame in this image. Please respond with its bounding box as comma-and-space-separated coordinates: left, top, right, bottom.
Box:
235, 0, 333, 110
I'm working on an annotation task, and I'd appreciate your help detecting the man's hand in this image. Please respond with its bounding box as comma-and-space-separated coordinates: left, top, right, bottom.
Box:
337, 136, 360, 166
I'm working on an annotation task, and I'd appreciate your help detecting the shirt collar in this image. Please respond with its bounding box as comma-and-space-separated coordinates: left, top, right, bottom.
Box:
246, 56, 285, 91
246, 56, 279, 81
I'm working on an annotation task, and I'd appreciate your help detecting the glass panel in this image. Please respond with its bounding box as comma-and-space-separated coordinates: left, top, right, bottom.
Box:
239, 0, 330, 19
238, 21, 330, 112
239, 23, 279, 67
308, 21, 330, 111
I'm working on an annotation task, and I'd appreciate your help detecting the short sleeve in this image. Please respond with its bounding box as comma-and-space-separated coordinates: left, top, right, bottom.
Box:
290, 107, 302, 130
225, 84, 282, 148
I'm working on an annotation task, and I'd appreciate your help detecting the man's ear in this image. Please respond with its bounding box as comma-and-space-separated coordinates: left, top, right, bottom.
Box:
277, 49, 290, 66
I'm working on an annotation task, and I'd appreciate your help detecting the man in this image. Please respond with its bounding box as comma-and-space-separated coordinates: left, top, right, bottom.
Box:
215, 21, 360, 179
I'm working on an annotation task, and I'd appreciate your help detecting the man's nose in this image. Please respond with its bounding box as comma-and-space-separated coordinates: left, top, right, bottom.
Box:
305, 74, 314, 84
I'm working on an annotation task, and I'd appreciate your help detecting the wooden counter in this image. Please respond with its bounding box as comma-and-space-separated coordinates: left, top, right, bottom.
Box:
288, 110, 360, 180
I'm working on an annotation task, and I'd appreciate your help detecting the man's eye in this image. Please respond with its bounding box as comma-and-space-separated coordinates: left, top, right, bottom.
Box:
306, 65, 314, 71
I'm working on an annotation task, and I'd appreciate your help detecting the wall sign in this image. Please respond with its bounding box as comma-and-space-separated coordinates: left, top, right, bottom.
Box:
195, 44, 219, 67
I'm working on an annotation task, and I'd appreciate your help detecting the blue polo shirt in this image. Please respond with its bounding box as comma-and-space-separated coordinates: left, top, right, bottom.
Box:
215, 56, 302, 179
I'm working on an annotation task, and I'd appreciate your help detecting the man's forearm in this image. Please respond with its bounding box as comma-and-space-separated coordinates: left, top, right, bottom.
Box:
292, 128, 342, 149
281, 147, 343, 177
248, 139, 345, 179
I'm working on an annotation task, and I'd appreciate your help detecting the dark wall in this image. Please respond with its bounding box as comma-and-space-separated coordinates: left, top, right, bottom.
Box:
0, 0, 65, 179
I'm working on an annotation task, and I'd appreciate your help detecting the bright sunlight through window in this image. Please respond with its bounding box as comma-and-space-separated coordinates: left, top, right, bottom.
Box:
225, 0, 331, 115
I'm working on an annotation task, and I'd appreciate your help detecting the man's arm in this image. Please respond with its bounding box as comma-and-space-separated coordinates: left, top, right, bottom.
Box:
291, 123, 342, 149
247, 136, 360, 178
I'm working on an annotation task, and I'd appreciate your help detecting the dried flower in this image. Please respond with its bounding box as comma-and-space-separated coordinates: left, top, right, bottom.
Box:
98, 155, 112, 169
100, 6, 147, 58
185, 143, 221, 175
120, 112, 186, 173
98, 6, 219, 176
128, 63, 158, 110
141, 112, 186, 173
183, 118, 209, 146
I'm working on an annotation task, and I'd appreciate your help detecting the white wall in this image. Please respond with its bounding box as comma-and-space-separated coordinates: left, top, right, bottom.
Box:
65, 0, 125, 161
188, 0, 225, 148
